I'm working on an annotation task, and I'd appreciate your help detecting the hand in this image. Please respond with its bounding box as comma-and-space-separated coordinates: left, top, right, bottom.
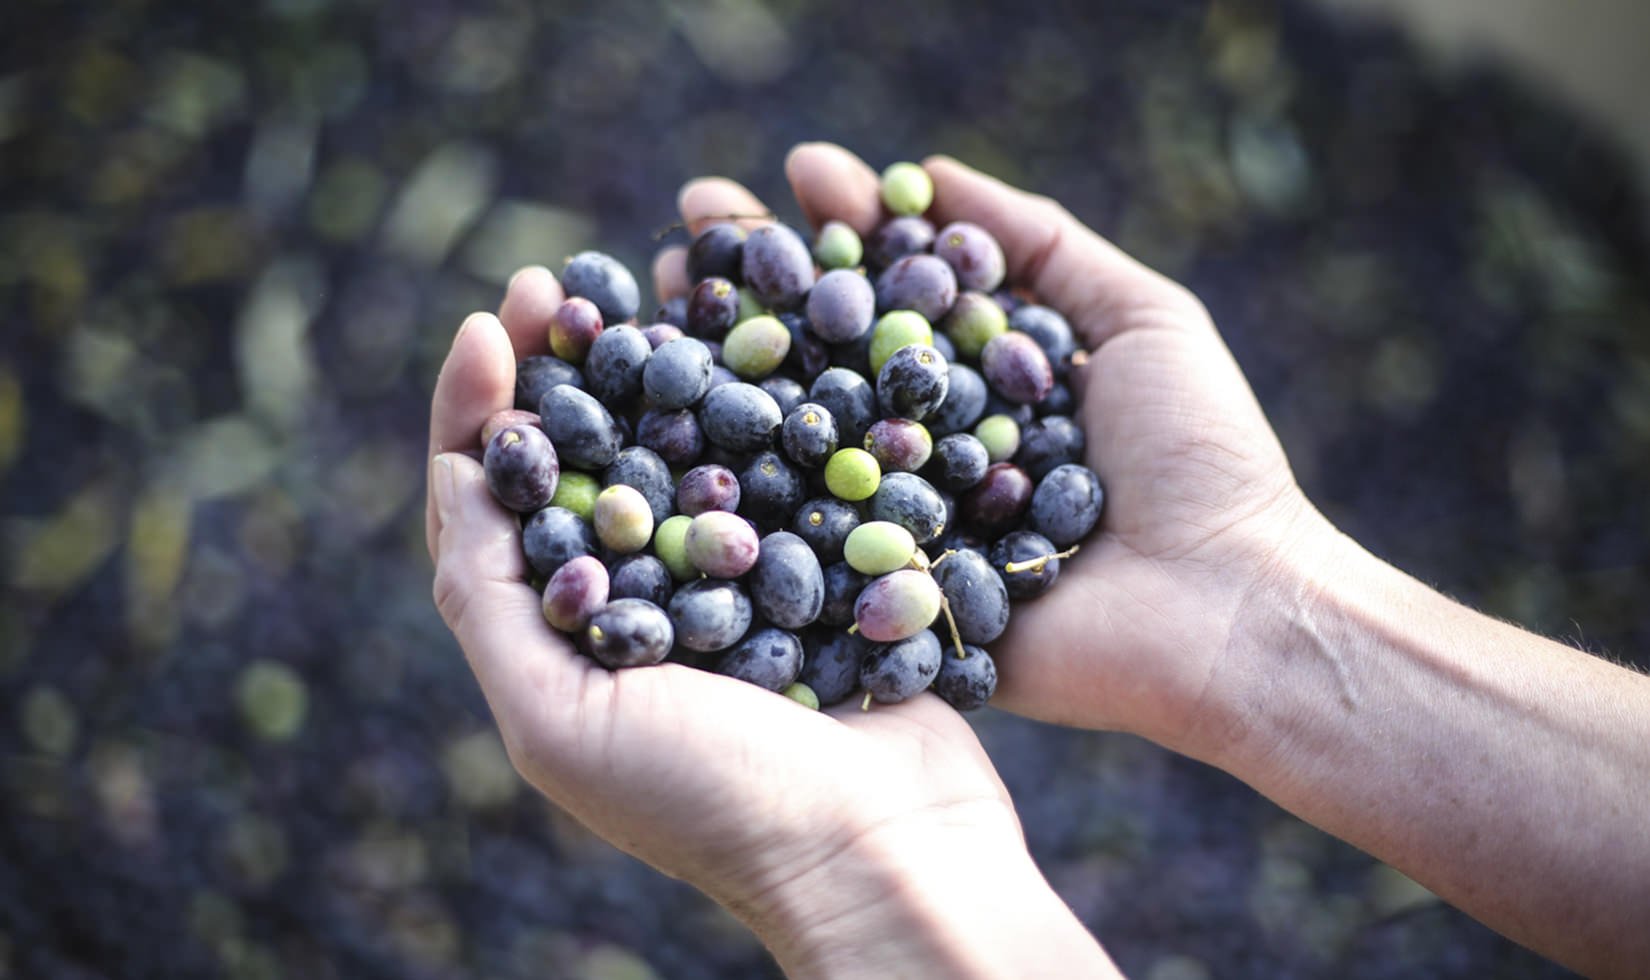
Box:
692, 143, 1319, 760
424, 164, 1115, 976
646, 144, 1650, 980
767, 147, 1650, 979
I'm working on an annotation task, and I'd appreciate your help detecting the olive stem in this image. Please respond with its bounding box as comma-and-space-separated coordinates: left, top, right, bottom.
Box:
938, 593, 969, 661
860, 690, 873, 712
847, 622, 859, 635
911, 548, 967, 658
1003, 543, 1081, 575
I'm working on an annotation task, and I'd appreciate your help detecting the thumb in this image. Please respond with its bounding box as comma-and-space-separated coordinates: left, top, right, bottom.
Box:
429, 452, 591, 746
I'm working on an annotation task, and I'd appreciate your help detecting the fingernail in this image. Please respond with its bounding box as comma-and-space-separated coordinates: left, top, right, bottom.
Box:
507, 265, 546, 289
452, 315, 475, 348
431, 454, 457, 524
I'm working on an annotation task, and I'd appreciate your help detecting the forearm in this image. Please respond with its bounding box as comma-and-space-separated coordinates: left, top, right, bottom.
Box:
1203, 521, 1650, 977
735, 804, 1120, 979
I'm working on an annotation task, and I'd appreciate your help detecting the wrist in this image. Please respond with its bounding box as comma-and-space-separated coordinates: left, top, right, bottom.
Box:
731, 801, 1117, 979
1173, 499, 1367, 772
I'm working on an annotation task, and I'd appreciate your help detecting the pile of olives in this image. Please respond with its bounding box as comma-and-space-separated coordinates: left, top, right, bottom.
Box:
481, 162, 1102, 712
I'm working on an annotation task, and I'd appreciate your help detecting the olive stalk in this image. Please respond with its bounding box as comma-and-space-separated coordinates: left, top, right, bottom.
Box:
1003, 543, 1080, 575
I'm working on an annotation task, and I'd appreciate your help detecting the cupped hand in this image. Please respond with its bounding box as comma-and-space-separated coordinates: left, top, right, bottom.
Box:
424, 185, 1018, 939
752, 143, 1324, 760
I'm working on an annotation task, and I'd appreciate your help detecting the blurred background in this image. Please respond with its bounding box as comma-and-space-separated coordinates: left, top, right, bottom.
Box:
3, 0, 1647, 977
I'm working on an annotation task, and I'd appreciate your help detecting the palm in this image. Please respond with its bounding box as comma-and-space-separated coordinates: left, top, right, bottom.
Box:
733, 143, 1310, 749
992, 318, 1300, 745
454, 505, 1009, 900
521, 650, 1011, 902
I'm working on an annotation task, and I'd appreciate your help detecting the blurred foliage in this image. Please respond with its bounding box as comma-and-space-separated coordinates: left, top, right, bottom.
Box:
2, 0, 1643, 976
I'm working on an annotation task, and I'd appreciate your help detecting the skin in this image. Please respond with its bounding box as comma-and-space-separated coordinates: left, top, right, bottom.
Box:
428, 142, 1650, 978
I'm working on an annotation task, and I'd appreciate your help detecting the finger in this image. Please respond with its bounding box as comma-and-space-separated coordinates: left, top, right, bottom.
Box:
497, 265, 563, 358
678, 177, 772, 236
652, 245, 690, 303
922, 155, 1206, 347
785, 142, 882, 235
430, 452, 596, 738
425, 313, 516, 562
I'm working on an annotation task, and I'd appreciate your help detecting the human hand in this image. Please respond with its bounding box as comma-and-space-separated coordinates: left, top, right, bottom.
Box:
725, 143, 1326, 762
425, 183, 1115, 976
642, 143, 1650, 980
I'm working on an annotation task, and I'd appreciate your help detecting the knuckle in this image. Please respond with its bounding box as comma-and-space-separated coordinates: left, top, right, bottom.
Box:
1023, 188, 1062, 222
501, 727, 549, 786
1164, 280, 1212, 324
1125, 273, 1213, 331
431, 559, 473, 635
1027, 192, 1071, 226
